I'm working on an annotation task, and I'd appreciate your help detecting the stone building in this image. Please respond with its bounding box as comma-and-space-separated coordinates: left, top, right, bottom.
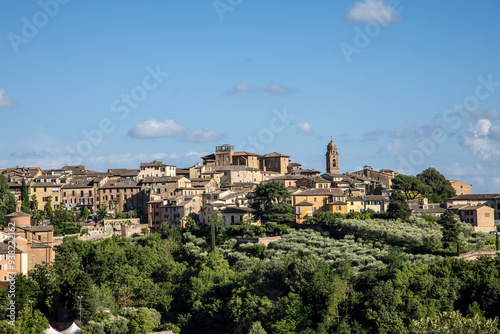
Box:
326, 139, 339, 174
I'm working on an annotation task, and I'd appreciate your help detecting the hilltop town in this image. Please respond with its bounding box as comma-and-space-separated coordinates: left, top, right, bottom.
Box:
1, 140, 496, 280
2, 141, 500, 333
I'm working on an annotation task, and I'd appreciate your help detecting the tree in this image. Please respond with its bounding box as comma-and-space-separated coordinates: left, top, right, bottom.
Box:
31, 210, 43, 226
97, 203, 108, 220
44, 196, 53, 218
253, 181, 290, 207
387, 191, 412, 221
185, 216, 197, 229
0, 174, 16, 226
440, 210, 459, 253
81, 207, 91, 222
123, 307, 161, 334
209, 211, 224, 252
409, 311, 500, 334
252, 181, 292, 223
391, 174, 431, 200
261, 202, 294, 223
0, 308, 50, 334
417, 167, 456, 203
30, 194, 38, 212
20, 178, 31, 214
249, 321, 268, 334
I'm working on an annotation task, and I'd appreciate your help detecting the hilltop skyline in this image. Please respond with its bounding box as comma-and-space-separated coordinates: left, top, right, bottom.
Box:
1, 1, 500, 193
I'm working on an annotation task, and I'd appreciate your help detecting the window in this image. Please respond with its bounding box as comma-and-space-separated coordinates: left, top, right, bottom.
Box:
313, 197, 317, 202
313, 207, 317, 211
337, 206, 342, 211
38, 235, 41, 241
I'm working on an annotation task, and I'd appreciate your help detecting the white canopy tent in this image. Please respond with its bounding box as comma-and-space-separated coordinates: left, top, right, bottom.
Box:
44, 322, 81, 334
44, 326, 60, 334
60, 322, 81, 334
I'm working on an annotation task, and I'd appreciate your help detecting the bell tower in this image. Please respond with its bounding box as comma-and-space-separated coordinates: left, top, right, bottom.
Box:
326, 139, 339, 174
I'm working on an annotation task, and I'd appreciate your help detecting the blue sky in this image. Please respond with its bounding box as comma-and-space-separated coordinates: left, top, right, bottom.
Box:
1, 0, 500, 193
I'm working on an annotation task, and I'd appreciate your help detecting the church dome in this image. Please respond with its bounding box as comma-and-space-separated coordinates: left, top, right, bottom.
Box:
327, 140, 337, 150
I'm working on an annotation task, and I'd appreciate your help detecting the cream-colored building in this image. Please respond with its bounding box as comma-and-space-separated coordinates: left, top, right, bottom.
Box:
448, 194, 500, 220
457, 205, 495, 232
449, 180, 471, 195
30, 174, 68, 210
347, 196, 365, 213
138, 160, 176, 179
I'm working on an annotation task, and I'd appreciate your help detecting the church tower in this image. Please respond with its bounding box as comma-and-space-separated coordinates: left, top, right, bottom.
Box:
326, 139, 339, 174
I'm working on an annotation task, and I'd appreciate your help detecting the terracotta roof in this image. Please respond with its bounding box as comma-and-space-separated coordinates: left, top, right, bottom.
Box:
212, 166, 260, 172
294, 188, 345, 197
31, 226, 54, 232
233, 151, 258, 156
0, 241, 22, 254
413, 207, 447, 214
271, 175, 303, 180
328, 201, 347, 205
295, 201, 313, 206
4, 211, 31, 218
458, 204, 493, 211
221, 207, 256, 213
449, 194, 500, 201
101, 180, 141, 188
260, 152, 290, 158
141, 176, 184, 183
201, 153, 216, 160
107, 169, 140, 177
298, 169, 321, 174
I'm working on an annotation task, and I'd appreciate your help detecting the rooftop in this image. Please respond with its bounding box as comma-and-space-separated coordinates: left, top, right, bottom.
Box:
294, 188, 345, 197
449, 194, 500, 201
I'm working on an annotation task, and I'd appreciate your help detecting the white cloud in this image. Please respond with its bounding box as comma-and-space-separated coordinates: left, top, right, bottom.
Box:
128, 119, 224, 143
265, 83, 293, 95
0, 88, 14, 108
462, 119, 500, 160
471, 118, 491, 137
226, 81, 260, 94
344, 0, 401, 23
297, 122, 314, 135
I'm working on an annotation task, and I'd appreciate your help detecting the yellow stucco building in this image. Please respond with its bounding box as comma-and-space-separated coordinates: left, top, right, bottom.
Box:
292, 188, 347, 223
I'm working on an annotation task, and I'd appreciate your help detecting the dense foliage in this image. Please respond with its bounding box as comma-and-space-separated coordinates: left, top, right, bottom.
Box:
0, 174, 16, 226
252, 181, 294, 223
417, 167, 456, 203
392, 168, 456, 203
2, 212, 499, 333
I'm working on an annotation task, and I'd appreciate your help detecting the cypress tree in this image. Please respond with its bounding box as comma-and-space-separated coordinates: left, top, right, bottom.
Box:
21, 178, 31, 213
